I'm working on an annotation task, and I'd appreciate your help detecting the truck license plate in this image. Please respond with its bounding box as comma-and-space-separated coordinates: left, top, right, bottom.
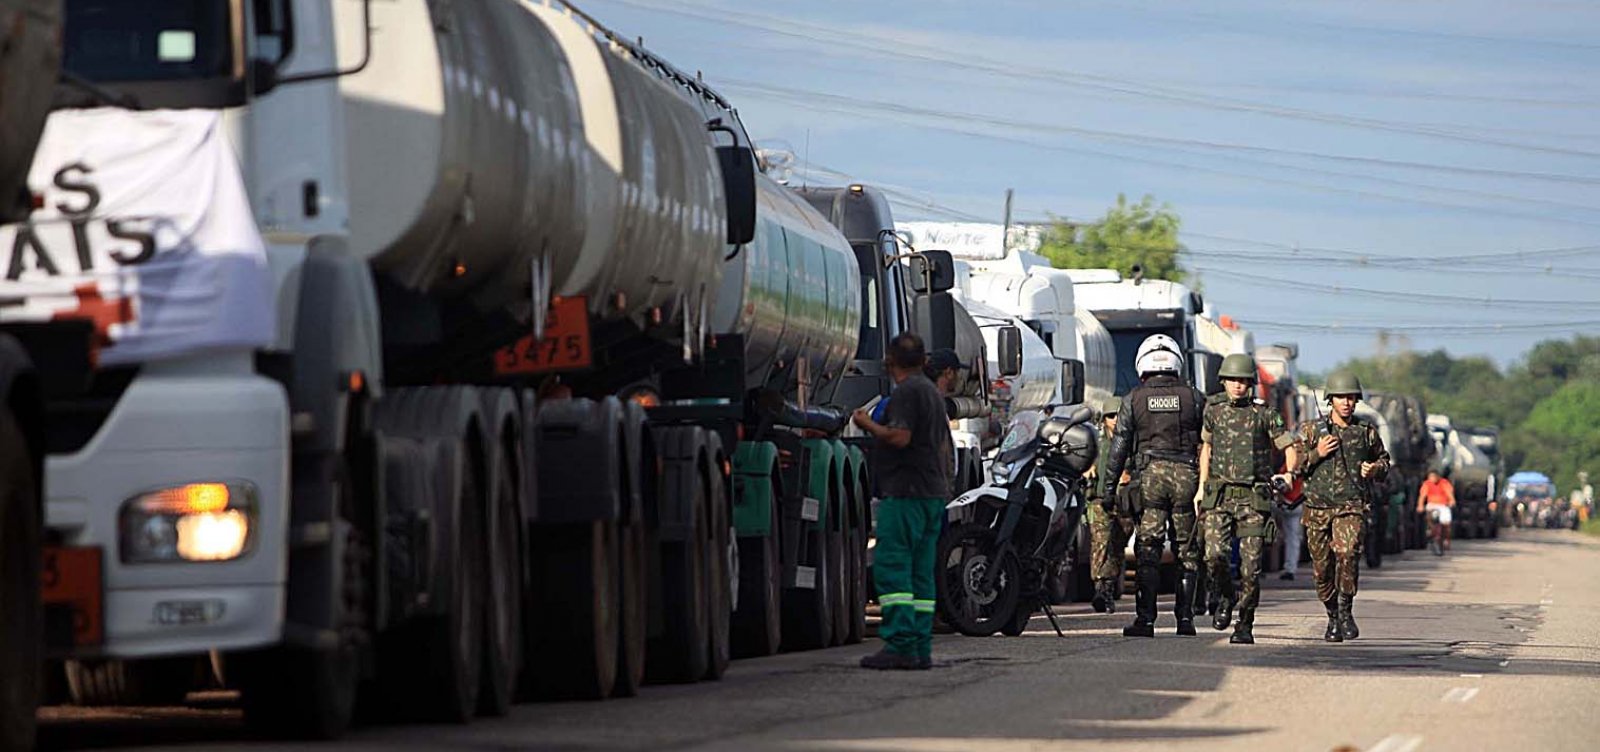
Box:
42, 546, 104, 648
495, 296, 593, 374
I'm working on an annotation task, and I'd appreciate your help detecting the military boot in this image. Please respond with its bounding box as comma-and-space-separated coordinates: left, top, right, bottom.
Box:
1092, 580, 1110, 613
1122, 565, 1158, 637
1323, 599, 1342, 643
1338, 594, 1359, 640
1103, 581, 1118, 615
1175, 571, 1198, 636
1211, 571, 1235, 631
1229, 607, 1255, 644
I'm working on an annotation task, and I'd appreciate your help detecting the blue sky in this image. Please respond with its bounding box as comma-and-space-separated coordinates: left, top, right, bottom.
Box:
585, 0, 1600, 372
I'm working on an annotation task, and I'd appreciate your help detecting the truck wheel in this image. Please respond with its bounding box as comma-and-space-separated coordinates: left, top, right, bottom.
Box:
842, 484, 868, 645
733, 488, 781, 658
647, 462, 709, 683
414, 461, 486, 722
782, 518, 834, 651
239, 459, 368, 739
702, 461, 732, 680
64, 658, 194, 706
0, 406, 39, 752
612, 518, 647, 696
1365, 522, 1383, 569
826, 509, 849, 647
477, 455, 521, 717
529, 520, 619, 700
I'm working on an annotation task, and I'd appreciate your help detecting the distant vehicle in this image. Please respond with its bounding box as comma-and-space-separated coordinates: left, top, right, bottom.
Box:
1505, 471, 1556, 529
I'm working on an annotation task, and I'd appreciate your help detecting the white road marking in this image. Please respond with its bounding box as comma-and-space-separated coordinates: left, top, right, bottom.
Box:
1499, 659, 1511, 667
1459, 673, 1483, 678
1441, 686, 1480, 703
1367, 733, 1425, 752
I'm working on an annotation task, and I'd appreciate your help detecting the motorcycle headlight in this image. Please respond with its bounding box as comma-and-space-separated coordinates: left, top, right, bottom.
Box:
119, 482, 257, 564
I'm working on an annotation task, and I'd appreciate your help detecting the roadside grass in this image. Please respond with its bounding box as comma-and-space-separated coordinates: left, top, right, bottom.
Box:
1582, 518, 1600, 538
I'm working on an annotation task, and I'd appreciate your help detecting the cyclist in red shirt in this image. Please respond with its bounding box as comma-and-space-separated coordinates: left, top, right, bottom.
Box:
1417, 470, 1456, 551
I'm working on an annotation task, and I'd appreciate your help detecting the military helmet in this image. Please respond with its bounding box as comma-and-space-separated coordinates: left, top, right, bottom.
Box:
1218, 353, 1258, 380
1135, 334, 1184, 375
1325, 371, 1364, 398
1100, 396, 1122, 417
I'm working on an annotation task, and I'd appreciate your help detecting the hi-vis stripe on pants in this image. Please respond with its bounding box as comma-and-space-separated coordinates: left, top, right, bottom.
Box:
874, 497, 945, 658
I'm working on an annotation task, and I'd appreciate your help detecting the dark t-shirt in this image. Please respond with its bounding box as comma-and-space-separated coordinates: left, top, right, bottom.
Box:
876, 373, 953, 499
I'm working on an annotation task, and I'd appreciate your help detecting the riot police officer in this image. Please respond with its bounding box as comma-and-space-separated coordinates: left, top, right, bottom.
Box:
1103, 334, 1206, 637
1197, 354, 1299, 645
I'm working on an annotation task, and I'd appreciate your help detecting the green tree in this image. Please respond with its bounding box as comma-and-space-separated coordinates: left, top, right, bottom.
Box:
1039, 194, 1186, 282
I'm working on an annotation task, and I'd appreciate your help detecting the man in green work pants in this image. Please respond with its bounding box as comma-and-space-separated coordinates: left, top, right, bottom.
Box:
853, 332, 953, 670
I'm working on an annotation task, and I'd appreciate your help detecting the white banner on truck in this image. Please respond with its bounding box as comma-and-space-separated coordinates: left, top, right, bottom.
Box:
896, 221, 1044, 261
0, 109, 273, 364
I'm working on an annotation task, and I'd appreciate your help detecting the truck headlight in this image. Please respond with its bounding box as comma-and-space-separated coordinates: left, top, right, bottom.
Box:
120, 482, 256, 563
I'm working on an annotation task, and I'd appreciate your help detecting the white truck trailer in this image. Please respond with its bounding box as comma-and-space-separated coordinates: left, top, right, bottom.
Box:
0, 1, 985, 742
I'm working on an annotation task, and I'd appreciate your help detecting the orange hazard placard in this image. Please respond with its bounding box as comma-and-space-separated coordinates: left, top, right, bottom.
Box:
42, 546, 104, 647
495, 296, 593, 374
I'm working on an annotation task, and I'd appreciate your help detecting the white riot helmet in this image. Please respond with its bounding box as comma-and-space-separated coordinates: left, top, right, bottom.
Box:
1135, 334, 1184, 376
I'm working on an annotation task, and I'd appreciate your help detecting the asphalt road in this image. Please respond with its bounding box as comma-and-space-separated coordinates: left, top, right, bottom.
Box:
39, 528, 1600, 752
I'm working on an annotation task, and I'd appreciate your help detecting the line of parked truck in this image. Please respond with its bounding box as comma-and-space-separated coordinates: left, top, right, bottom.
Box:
0, 2, 1537, 749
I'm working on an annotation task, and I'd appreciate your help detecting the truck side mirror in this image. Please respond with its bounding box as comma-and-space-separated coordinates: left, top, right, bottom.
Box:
715, 144, 757, 245
909, 250, 956, 293
1060, 358, 1086, 405
997, 325, 1023, 378
1195, 351, 1224, 395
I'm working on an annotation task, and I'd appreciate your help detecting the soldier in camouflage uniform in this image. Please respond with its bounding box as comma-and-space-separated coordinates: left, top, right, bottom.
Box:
1297, 372, 1390, 642
1104, 335, 1206, 637
1198, 354, 1299, 645
1087, 396, 1133, 613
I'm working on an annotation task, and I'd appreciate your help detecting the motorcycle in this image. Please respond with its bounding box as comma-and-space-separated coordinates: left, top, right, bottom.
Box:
936, 406, 1097, 637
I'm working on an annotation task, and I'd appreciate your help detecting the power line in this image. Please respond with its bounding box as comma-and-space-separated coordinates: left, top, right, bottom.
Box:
723, 79, 1600, 215
1237, 318, 1600, 334
724, 82, 1600, 229
1186, 264, 1600, 310
598, 0, 1600, 159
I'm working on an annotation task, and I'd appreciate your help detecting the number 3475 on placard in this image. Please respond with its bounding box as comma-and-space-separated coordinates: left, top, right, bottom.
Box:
494, 296, 593, 374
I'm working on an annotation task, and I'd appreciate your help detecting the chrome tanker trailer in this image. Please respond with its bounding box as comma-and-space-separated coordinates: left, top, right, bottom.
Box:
0, 0, 906, 742
0, 2, 59, 748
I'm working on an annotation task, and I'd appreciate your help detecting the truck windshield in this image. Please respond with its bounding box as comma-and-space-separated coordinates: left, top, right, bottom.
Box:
64, 0, 234, 83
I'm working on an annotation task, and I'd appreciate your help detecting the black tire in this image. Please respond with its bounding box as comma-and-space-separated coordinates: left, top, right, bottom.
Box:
781, 519, 833, 651
478, 453, 521, 717
702, 459, 732, 681
64, 658, 194, 707
648, 463, 710, 683
1000, 603, 1033, 637
612, 518, 648, 696
529, 520, 619, 700
842, 481, 867, 645
935, 523, 1019, 638
239, 461, 368, 739
416, 461, 486, 722
1365, 520, 1383, 569
732, 486, 782, 658
0, 406, 39, 752
826, 511, 849, 648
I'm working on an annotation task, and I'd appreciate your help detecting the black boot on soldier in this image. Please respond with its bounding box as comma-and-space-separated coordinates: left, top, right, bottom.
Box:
1338, 594, 1359, 640
1092, 580, 1110, 613
1211, 573, 1235, 631
1175, 571, 1198, 636
1229, 608, 1255, 644
1122, 565, 1158, 637
1323, 599, 1342, 643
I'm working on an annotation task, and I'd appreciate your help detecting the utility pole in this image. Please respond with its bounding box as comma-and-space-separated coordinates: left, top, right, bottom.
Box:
1001, 188, 1014, 256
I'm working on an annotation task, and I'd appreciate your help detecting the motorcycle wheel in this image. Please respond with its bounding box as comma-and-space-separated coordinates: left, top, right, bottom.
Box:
999, 604, 1033, 636
935, 523, 1021, 638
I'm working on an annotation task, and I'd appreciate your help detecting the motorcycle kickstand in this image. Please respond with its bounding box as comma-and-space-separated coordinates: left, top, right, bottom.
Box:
1040, 601, 1068, 638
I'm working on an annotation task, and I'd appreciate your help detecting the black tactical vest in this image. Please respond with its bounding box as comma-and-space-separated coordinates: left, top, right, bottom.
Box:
1129, 373, 1203, 461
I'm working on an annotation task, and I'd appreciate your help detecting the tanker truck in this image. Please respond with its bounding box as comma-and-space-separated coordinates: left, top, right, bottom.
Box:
1366, 392, 1436, 550
0, 1, 60, 748
1427, 416, 1498, 540
0, 0, 967, 741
